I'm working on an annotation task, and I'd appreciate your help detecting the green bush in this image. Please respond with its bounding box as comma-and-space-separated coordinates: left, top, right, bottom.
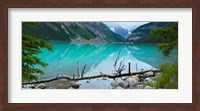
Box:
152, 62, 178, 89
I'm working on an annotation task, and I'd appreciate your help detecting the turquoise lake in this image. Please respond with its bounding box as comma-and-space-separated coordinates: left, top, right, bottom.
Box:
36, 42, 178, 79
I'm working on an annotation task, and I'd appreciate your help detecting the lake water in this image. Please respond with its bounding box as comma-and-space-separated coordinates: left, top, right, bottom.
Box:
36, 42, 178, 80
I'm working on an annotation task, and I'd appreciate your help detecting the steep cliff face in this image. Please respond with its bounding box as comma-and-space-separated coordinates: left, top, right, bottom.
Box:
127, 22, 176, 43
22, 22, 125, 43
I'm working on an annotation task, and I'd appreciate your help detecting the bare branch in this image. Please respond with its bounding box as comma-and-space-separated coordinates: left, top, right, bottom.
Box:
77, 61, 80, 77
81, 64, 87, 78
114, 48, 122, 67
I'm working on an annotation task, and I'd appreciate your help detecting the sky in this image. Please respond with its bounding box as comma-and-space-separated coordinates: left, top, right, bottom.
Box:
117, 22, 149, 29
104, 22, 149, 31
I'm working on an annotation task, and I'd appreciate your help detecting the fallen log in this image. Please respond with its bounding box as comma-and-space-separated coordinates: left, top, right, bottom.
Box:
22, 69, 160, 85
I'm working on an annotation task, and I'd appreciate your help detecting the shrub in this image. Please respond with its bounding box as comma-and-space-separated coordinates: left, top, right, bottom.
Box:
151, 62, 178, 89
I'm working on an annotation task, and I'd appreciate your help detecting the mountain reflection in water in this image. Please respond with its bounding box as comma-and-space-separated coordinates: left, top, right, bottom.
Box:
35, 42, 177, 79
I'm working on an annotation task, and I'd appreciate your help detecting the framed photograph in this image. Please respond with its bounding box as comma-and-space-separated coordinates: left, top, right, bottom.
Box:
0, 0, 199, 111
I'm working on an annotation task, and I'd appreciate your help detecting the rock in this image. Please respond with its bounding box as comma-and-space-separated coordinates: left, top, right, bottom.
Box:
155, 73, 161, 77
144, 77, 156, 85
126, 75, 140, 82
135, 84, 144, 89
35, 83, 46, 89
144, 77, 153, 82
70, 81, 76, 84
118, 82, 129, 88
23, 84, 35, 89
114, 87, 123, 89
71, 84, 80, 89
144, 71, 154, 77
69, 81, 80, 89
111, 82, 118, 88
144, 86, 153, 89
138, 75, 145, 82
125, 75, 140, 87
48, 87, 56, 89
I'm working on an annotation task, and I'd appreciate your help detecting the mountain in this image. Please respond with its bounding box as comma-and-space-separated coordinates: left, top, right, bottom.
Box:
22, 22, 125, 43
128, 26, 138, 33
103, 22, 129, 38
127, 22, 176, 43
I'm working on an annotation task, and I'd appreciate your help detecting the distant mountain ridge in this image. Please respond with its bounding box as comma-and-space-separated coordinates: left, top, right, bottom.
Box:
22, 22, 125, 43
127, 22, 177, 43
103, 22, 129, 38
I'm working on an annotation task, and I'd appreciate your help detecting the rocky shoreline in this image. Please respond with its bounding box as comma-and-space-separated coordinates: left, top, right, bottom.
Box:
22, 71, 159, 89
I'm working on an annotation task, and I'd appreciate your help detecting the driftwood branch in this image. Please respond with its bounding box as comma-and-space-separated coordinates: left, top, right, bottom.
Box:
73, 73, 75, 79
22, 69, 160, 85
114, 48, 122, 67
81, 64, 87, 78
128, 62, 131, 75
77, 61, 80, 77
115, 60, 123, 75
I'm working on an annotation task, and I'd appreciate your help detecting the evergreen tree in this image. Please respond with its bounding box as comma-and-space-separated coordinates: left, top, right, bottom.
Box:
150, 23, 178, 89
151, 23, 178, 56
22, 23, 53, 81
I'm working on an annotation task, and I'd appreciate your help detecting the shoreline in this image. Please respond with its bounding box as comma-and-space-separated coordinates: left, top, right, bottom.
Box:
22, 70, 160, 89
47, 40, 160, 45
